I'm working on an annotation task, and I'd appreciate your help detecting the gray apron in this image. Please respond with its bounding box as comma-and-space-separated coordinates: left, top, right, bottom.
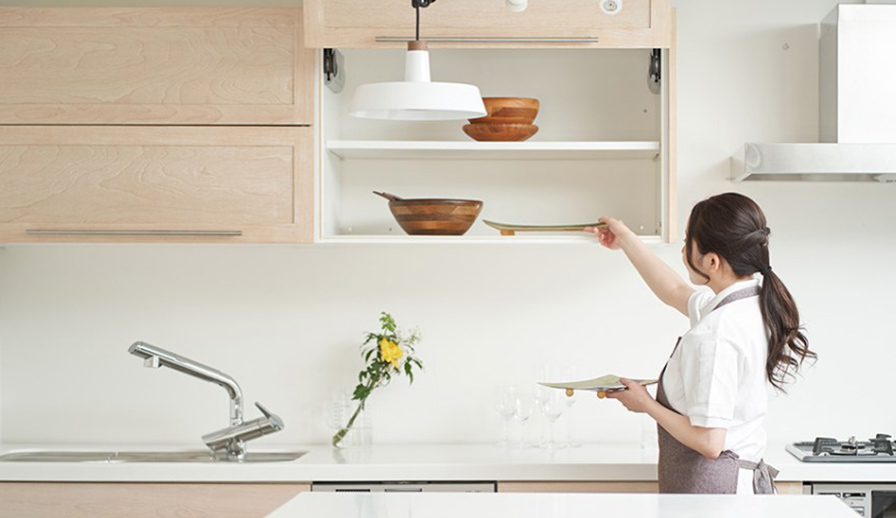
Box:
655, 286, 779, 494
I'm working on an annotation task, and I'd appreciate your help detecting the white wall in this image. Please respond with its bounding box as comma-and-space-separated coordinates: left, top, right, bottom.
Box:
2, 0, 896, 447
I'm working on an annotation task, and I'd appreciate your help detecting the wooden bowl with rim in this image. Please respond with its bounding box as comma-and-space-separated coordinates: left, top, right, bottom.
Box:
462, 123, 538, 142
373, 191, 483, 236
468, 97, 540, 125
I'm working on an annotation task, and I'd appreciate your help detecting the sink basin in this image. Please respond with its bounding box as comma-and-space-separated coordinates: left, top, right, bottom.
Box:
0, 450, 307, 463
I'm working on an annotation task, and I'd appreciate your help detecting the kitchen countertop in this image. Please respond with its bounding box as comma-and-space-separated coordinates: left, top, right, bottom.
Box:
1, 443, 895, 483
266, 492, 857, 518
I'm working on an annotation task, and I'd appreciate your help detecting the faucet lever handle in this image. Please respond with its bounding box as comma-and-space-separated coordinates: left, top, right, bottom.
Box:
143, 356, 160, 368
255, 401, 274, 419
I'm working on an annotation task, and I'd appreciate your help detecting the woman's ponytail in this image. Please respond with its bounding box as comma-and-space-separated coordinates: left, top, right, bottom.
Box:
759, 269, 815, 391
686, 193, 816, 391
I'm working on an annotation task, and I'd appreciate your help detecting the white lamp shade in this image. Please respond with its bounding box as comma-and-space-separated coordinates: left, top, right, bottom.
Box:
349, 49, 487, 121
350, 81, 487, 121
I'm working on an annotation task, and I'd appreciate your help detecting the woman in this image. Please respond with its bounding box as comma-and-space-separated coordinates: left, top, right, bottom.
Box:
586, 192, 815, 494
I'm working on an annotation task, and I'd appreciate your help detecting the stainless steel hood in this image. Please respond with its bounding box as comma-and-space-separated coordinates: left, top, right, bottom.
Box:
732, 4, 896, 182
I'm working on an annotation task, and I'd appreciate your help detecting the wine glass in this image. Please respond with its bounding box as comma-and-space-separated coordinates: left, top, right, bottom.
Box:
494, 386, 517, 448
561, 366, 581, 448
540, 390, 564, 451
513, 391, 535, 449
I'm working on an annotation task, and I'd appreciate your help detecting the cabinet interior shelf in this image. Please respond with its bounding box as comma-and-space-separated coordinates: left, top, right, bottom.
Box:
318, 235, 664, 245
326, 140, 661, 160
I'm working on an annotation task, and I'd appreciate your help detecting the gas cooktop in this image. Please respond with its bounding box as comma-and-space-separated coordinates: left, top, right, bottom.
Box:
787, 434, 896, 462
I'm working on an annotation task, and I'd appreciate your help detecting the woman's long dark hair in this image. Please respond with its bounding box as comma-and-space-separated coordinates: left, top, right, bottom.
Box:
685, 193, 816, 391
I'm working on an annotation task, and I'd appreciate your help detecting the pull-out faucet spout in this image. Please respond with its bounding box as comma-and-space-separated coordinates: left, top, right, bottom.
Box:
128, 341, 243, 425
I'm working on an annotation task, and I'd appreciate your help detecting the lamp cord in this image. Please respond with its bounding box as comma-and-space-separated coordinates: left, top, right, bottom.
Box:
411, 0, 436, 42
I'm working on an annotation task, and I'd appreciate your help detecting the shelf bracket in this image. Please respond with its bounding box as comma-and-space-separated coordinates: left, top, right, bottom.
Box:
648, 49, 661, 95
323, 48, 345, 94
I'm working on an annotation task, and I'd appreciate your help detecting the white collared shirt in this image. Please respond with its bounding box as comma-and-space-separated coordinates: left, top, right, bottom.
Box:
661, 278, 769, 463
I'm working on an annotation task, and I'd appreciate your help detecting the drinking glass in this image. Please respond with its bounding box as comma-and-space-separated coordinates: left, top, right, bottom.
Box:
513, 391, 535, 449
561, 366, 581, 448
538, 364, 566, 448
494, 386, 517, 448
540, 390, 564, 451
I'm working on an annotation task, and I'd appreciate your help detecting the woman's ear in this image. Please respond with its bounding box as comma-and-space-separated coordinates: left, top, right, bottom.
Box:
702, 252, 721, 273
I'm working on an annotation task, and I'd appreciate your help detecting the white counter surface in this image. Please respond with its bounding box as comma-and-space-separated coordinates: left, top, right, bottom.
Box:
266, 492, 857, 518
1, 443, 894, 483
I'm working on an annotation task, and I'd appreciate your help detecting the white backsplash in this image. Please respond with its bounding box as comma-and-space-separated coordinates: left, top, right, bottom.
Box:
2, 0, 895, 446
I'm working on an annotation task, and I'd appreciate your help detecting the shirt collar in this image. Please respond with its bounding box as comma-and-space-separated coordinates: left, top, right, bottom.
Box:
702, 278, 760, 314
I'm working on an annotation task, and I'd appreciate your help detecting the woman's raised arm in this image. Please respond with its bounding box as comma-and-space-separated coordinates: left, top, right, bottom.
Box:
586, 217, 693, 316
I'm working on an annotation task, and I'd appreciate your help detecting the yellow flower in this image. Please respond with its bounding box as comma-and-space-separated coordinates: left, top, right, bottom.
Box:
379, 338, 403, 369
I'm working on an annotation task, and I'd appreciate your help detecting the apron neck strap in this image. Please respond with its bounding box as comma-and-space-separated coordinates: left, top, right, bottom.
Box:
713, 285, 760, 313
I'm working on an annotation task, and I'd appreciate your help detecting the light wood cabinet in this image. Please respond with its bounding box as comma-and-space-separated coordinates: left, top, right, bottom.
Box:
499, 481, 660, 493
304, 0, 671, 49
0, 126, 313, 243
0, 8, 313, 125
0, 8, 315, 244
0, 482, 310, 518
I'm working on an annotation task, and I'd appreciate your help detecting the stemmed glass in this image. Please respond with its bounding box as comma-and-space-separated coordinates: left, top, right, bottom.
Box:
561, 366, 581, 448
513, 391, 535, 449
540, 390, 564, 451
494, 386, 517, 448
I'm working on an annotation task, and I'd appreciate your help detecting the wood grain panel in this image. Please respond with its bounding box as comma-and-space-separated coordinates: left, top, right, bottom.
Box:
0, 8, 313, 125
775, 481, 806, 495
498, 481, 659, 493
0, 482, 309, 518
0, 126, 313, 243
304, 0, 672, 49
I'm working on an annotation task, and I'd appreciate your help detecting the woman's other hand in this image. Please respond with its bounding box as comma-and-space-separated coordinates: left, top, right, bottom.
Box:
605, 378, 657, 414
584, 217, 634, 250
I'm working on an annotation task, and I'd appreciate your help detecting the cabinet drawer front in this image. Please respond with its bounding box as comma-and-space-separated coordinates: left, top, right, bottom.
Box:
0, 126, 313, 243
0, 482, 310, 518
305, 0, 671, 48
0, 8, 313, 125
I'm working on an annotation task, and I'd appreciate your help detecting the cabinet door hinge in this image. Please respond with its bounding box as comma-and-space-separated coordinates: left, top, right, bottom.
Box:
648, 49, 661, 94
324, 48, 345, 94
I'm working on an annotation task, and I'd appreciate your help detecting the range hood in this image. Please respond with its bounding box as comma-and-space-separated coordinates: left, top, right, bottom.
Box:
732, 4, 896, 182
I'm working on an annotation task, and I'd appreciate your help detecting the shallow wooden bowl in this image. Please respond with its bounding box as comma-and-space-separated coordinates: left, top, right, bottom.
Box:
388, 199, 483, 236
468, 97, 540, 125
462, 123, 539, 142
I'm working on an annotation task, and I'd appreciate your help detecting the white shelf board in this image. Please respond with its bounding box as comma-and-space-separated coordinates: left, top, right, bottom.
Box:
327, 140, 661, 160
316, 235, 664, 246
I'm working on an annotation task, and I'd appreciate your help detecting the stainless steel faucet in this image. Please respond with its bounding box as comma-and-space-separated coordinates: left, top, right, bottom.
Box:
128, 341, 284, 461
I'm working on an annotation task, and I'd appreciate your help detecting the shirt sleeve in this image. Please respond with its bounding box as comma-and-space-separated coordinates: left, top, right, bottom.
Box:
678, 337, 740, 429
687, 289, 715, 327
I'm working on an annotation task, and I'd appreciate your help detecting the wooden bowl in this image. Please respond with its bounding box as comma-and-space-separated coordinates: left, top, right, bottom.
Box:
388, 198, 483, 236
462, 123, 538, 142
468, 97, 540, 125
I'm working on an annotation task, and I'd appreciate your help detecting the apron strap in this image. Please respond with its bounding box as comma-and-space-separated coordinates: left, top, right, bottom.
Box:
735, 458, 780, 494
713, 285, 761, 312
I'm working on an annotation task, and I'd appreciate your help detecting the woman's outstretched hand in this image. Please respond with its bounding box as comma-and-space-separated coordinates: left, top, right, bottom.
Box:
584, 216, 633, 250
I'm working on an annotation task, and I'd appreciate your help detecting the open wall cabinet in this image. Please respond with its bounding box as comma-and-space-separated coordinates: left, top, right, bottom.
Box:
308, 0, 676, 244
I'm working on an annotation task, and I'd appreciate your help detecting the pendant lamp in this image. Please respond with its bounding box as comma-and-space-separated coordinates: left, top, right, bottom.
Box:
348, 0, 487, 121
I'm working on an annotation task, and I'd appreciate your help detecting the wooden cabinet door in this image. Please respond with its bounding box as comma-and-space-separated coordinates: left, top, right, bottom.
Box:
0, 482, 310, 518
304, 0, 671, 49
0, 8, 313, 125
0, 126, 313, 243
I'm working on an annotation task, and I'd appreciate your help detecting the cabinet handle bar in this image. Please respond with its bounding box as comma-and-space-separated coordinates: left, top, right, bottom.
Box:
26, 229, 243, 236
375, 36, 600, 43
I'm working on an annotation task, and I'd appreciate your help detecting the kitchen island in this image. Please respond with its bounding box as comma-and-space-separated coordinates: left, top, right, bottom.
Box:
266, 492, 857, 518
